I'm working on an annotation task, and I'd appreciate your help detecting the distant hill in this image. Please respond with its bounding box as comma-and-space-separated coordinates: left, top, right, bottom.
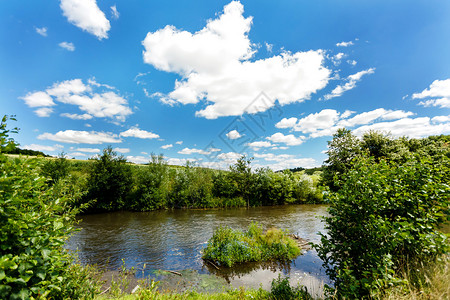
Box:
3, 147, 51, 157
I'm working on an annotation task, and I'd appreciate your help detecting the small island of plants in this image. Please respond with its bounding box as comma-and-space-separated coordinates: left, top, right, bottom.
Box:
202, 222, 301, 267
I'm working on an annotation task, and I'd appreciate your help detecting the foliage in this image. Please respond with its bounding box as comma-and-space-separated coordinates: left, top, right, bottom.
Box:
0, 116, 100, 299
40, 152, 70, 184
270, 275, 313, 300
316, 148, 449, 298
202, 222, 301, 267
84, 146, 133, 212
0, 115, 19, 153
130, 154, 169, 211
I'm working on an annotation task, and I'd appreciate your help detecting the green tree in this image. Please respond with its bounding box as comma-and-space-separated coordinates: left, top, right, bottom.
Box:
131, 154, 168, 210
40, 152, 70, 184
229, 155, 254, 207
84, 146, 133, 211
315, 154, 449, 298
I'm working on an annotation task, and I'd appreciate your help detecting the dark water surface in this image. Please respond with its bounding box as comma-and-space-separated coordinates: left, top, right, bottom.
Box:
66, 205, 330, 295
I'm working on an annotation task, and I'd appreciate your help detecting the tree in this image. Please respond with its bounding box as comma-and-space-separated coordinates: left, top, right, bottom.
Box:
322, 128, 361, 191
84, 146, 133, 211
229, 155, 254, 207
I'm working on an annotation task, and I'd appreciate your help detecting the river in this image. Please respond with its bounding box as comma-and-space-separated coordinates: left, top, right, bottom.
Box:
66, 204, 330, 296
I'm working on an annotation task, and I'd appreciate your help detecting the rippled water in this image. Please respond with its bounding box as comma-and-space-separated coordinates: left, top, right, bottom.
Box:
66, 204, 330, 295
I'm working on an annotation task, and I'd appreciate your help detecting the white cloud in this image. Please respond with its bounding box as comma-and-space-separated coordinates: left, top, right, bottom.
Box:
76, 147, 100, 153
275, 108, 437, 139
23, 144, 63, 152
347, 60, 357, 66
412, 79, 450, 109
35, 27, 47, 37
217, 151, 242, 164
247, 141, 273, 150
226, 129, 242, 140
353, 117, 450, 138
336, 41, 354, 47
60, 0, 110, 39
21, 91, 55, 107
142, 1, 331, 119
266, 132, 304, 146
178, 147, 221, 155
275, 117, 298, 129
175, 141, 183, 145
21, 79, 132, 121
331, 52, 345, 65
166, 157, 197, 166
38, 130, 121, 144
432, 115, 450, 123
114, 147, 130, 153
110, 5, 119, 20
59, 41, 75, 51
126, 156, 149, 164
161, 144, 173, 149
265, 42, 273, 52
67, 152, 87, 157
253, 153, 319, 171
294, 109, 341, 133
61, 113, 93, 120
120, 127, 159, 139
323, 68, 375, 100
35, 107, 54, 117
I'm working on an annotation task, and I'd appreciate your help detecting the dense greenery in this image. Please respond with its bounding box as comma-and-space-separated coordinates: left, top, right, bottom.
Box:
0, 116, 98, 299
316, 129, 450, 298
202, 222, 301, 267
60, 152, 324, 213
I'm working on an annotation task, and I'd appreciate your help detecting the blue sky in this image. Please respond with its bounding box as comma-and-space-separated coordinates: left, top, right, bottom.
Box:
1, 0, 449, 170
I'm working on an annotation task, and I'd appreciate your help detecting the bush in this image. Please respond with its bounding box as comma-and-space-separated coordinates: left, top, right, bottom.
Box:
315, 154, 449, 298
40, 152, 70, 184
270, 275, 313, 300
202, 222, 301, 267
0, 117, 99, 299
84, 146, 133, 211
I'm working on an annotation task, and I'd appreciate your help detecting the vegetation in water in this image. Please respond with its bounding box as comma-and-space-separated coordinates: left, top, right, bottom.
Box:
202, 222, 301, 267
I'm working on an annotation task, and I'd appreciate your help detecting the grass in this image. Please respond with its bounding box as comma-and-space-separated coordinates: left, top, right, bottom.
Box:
202, 222, 301, 267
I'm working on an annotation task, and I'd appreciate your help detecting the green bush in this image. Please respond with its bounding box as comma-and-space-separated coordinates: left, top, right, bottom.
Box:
202, 222, 301, 267
40, 152, 70, 184
0, 117, 99, 299
316, 154, 449, 298
270, 275, 313, 300
83, 146, 133, 211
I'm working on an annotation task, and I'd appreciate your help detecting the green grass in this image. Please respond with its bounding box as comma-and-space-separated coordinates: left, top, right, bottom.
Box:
202, 222, 301, 267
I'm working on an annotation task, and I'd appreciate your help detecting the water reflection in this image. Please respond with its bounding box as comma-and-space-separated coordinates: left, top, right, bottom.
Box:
66, 204, 330, 293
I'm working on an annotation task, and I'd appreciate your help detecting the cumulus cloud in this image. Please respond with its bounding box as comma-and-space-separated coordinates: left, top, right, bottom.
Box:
161, 144, 173, 149
120, 127, 159, 139
38, 130, 121, 144
60, 0, 110, 39
266, 132, 304, 146
336, 41, 354, 47
412, 79, 450, 109
253, 153, 318, 171
61, 113, 93, 120
175, 141, 183, 145
142, 1, 331, 119
23, 144, 63, 152
35, 27, 48, 37
247, 141, 273, 150
226, 130, 242, 140
276, 108, 449, 139
323, 68, 375, 100
178, 147, 221, 155
114, 147, 130, 153
126, 156, 149, 164
76, 147, 100, 153
59, 41, 75, 51
35, 107, 54, 117
20, 78, 132, 121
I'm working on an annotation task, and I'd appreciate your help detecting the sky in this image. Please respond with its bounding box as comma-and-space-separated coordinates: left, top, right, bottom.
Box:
1, 0, 450, 170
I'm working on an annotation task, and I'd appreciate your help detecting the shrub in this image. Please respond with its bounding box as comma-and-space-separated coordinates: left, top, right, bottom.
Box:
84, 146, 133, 211
315, 154, 449, 298
270, 275, 313, 300
0, 117, 99, 299
40, 152, 70, 184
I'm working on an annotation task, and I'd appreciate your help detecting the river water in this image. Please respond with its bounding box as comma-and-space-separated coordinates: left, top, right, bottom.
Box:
66, 204, 330, 295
